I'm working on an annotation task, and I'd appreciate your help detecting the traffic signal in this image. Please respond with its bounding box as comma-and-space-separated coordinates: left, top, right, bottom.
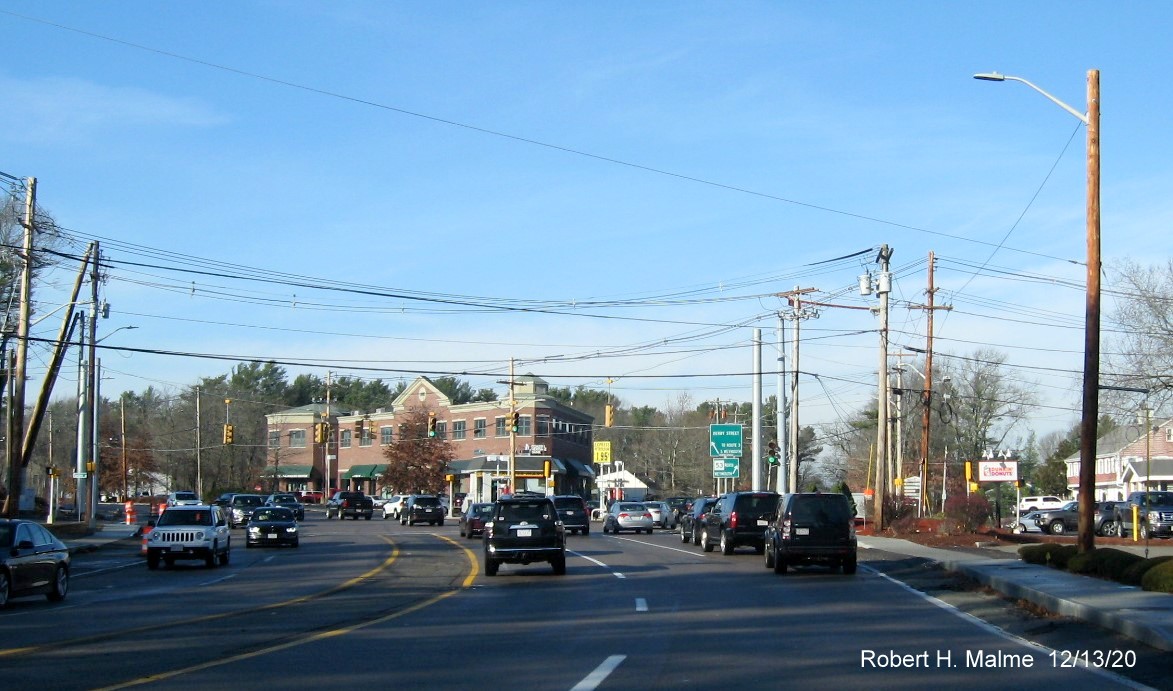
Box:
355, 419, 364, 435
428, 413, 437, 438
964, 460, 973, 481
1015, 479, 1025, 489
313, 423, 325, 444
605, 404, 614, 427
767, 441, 779, 466
445, 474, 454, 483
543, 459, 552, 478
223, 424, 235, 445
510, 411, 520, 433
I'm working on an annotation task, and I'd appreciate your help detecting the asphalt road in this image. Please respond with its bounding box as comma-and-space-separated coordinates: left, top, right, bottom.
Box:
1, 512, 1167, 690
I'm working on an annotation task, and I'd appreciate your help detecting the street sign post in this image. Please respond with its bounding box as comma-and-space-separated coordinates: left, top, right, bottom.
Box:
709, 424, 743, 457
713, 457, 739, 478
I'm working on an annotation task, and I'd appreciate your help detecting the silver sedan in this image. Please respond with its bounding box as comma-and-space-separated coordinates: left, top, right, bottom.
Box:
603, 502, 654, 534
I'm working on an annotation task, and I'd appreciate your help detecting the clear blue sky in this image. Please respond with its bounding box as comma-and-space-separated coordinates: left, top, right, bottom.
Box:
2, 1, 1168, 446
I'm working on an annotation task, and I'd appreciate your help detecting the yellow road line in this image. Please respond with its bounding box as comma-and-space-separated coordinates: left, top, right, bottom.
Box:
0, 537, 400, 658
93, 534, 478, 690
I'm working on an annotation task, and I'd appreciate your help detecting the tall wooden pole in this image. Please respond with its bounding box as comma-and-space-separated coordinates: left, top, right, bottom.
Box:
1077, 69, 1101, 554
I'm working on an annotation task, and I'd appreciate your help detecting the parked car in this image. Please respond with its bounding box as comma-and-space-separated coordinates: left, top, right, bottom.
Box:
264, 493, 305, 521
679, 496, 719, 546
246, 506, 300, 548
167, 490, 201, 507
551, 495, 591, 535
1018, 495, 1067, 514
228, 494, 266, 528
381, 495, 406, 520
764, 492, 857, 574
401, 495, 445, 526
1010, 510, 1043, 534
602, 502, 654, 534
459, 502, 494, 539
1115, 491, 1173, 539
482, 494, 566, 576
1033, 501, 1079, 534
1094, 500, 1123, 536
0, 519, 70, 607
699, 491, 780, 555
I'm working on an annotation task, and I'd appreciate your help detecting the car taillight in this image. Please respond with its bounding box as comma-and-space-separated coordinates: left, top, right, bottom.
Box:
618, 512, 630, 519
643, 512, 652, 519
729, 511, 739, 529
781, 517, 792, 538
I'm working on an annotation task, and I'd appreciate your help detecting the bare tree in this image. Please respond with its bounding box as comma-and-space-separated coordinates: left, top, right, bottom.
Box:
1104, 258, 1173, 412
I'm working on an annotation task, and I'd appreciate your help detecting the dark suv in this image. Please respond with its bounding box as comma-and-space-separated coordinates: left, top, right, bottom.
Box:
482, 494, 566, 576
764, 492, 857, 574
551, 495, 590, 536
401, 495, 445, 526
1034, 501, 1079, 534
700, 491, 780, 554
679, 496, 718, 546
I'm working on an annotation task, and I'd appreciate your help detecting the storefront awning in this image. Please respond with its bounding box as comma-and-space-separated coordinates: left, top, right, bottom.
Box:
342, 464, 388, 479
262, 465, 315, 479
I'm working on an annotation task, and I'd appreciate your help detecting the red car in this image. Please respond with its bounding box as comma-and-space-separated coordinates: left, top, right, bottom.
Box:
459, 503, 493, 539
297, 491, 323, 504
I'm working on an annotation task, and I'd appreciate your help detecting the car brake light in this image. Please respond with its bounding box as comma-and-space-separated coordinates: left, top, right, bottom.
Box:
618, 512, 629, 519
729, 511, 738, 529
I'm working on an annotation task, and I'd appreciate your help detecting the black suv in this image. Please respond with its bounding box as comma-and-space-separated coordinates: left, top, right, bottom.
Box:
679, 496, 719, 545
699, 491, 780, 554
764, 492, 857, 574
482, 494, 566, 576
551, 495, 590, 535
1034, 501, 1079, 534
401, 494, 445, 526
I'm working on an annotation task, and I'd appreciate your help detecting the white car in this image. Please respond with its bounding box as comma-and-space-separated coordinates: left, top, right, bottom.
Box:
646, 501, 674, 529
381, 495, 406, 520
167, 490, 200, 507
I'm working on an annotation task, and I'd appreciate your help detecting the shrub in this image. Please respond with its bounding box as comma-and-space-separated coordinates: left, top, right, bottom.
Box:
1121, 556, 1173, 586
1141, 558, 1173, 593
1018, 543, 1079, 569
1066, 548, 1144, 580
944, 494, 991, 532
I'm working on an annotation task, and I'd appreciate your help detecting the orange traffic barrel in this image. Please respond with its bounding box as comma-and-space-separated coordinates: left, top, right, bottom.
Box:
140, 524, 153, 555
125, 500, 137, 525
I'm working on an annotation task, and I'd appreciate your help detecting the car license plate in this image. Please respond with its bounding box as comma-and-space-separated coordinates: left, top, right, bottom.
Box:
267, 533, 278, 538
757, 519, 768, 526
516, 529, 533, 537
796, 527, 809, 536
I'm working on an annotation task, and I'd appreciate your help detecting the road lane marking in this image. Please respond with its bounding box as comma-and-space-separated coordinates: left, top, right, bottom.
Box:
0, 536, 401, 659
198, 574, 238, 586
603, 534, 707, 558
635, 598, 647, 612
571, 655, 626, 691
93, 534, 479, 690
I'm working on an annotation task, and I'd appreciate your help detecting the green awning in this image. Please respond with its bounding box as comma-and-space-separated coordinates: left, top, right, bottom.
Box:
342, 464, 387, 479
263, 465, 315, 479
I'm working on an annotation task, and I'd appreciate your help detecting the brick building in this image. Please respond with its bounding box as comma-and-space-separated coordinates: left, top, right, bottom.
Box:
264, 375, 597, 500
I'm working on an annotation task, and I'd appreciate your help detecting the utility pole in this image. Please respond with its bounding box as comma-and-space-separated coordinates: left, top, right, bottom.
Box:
776, 314, 786, 494
752, 328, 762, 491
874, 245, 892, 530
509, 357, 517, 494
120, 395, 127, 502
325, 371, 332, 498
775, 287, 816, 493
908, 251, 951, 514
3, 178, 34, 518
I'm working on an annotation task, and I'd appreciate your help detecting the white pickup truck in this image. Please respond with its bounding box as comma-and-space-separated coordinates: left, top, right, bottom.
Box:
1018, 495, 1067, 514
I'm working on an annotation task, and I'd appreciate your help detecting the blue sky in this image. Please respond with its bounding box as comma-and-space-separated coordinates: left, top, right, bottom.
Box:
2, 1, 1169, 445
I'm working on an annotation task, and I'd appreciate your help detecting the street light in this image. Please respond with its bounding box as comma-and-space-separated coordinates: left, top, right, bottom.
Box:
975, 69, 1100, 553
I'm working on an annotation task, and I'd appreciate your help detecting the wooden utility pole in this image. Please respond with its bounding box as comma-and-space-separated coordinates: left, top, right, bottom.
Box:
3, 178, 34, 518
875, 245, 892, 531
909, 251, 951, 514
775, 286, 815, 493
1077, 69, 1101, 554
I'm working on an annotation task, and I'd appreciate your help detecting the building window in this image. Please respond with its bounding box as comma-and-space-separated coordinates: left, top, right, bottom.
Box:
453, 420, 466, 440
268, 430, 280, 448
1166, 428, 1172, 443
474, 418, 487, 439
519, 415, 532, 436
341, 429, 352, 448
380, 426, 393, 445
290, 429, 307, 448
495, 416, 507, 437
436, 421, 447, 439
360, 430, 373, 447
537, 415, 550, 436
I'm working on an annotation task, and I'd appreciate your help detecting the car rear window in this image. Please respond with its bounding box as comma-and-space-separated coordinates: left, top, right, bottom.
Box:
498, 501, 553, 521
734, 494, 779, 513
175, 492, 197, 501
790, 496, 851, 525
554, 497, 584, 509
618, 503, 645, 512
414, 496, 440, 507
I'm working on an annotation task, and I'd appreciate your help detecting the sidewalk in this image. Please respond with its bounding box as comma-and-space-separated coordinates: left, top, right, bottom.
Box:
860, 536, 1173, 651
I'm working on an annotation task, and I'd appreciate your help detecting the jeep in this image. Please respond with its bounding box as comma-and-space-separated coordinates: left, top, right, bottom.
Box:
146, 505, 230, 569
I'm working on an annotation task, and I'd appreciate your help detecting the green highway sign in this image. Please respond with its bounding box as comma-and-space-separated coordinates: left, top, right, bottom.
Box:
713, 457, 739, 478
709, 424, 744, 457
